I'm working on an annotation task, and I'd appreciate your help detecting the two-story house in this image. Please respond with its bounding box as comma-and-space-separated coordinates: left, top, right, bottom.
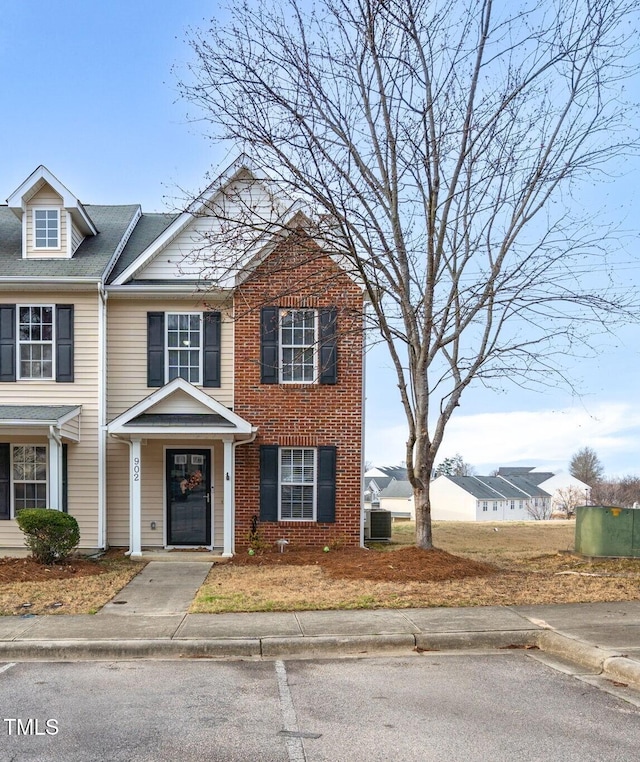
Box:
0, 160, 364, 556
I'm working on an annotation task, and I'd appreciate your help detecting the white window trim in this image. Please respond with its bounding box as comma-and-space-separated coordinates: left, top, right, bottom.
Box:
278, 447, 317, 522
279, 308, 318, 384
11, 443, 48, 518
16, 304, 56, 381
165, 312, 203, 386
32, 208, 61, 250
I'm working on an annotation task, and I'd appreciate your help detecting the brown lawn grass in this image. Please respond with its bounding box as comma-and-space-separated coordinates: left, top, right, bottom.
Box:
191, 521, 640, 613
0, 553, 146, 616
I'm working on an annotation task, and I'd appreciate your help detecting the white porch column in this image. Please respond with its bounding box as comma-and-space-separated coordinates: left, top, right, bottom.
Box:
129, 438, 142, 557
47, 429, 62, 511
222, 438, 234, 557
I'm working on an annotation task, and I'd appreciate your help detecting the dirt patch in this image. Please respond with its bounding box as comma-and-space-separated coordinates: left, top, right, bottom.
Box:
232, 545, 495, 583
0, 556, 107, 584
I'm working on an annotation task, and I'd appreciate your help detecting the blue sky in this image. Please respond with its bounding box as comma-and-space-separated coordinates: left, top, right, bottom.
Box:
2, 1, 640, 477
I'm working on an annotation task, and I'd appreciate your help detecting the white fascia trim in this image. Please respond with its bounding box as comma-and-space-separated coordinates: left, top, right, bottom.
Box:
8, 166, 97, 235
0, 277, 100, 284
107, 377, 254, 433
57, 406, 83, 427
101, 206, 142, 282
113, 426, 255, 437
105, 284, 227, 297
495, 476, 535, 499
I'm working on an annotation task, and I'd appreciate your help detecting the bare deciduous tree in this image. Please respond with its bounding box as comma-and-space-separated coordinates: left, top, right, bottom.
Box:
177, 0, 640, 549
552, 486, 586, 516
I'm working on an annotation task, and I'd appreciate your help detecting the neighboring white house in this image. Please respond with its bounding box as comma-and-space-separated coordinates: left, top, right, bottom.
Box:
430, 473, 552, 521
379, 479, 414, 520
497, 467, 590, 515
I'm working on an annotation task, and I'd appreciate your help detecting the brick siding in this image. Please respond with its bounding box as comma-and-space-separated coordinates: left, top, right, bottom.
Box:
234, 230, 364, 548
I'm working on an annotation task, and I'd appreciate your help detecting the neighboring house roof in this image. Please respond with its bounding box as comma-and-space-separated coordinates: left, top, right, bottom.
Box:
518, 472, 554, 486
0, 204, 141, 279
366, 466, 408, 481
379, 480, 413, 499
446, 475, 550, 500
497, 466, 535, 476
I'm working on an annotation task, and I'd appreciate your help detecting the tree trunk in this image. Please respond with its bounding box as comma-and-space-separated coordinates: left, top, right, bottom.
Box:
414, 486, 433, 550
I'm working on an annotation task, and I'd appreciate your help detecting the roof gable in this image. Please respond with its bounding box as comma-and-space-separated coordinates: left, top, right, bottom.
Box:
7, 166, 97, 236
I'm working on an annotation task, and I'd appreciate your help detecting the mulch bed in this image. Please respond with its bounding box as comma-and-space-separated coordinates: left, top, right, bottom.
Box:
0, 556, 107, 584
231, 546, 496, 583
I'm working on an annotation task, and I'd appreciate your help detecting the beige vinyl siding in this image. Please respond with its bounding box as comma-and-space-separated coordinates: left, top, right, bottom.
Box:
106, 297, 234, 420
106, 439, 224, 549
24, 185, 69, 259
136, 173, 283, 282
0, 291, 101, 548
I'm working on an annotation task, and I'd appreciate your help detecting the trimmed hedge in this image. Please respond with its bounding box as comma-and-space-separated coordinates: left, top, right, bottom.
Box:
15, 508, 80, 564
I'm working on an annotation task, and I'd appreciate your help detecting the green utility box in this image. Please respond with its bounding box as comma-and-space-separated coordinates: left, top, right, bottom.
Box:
575, 505, 640, 558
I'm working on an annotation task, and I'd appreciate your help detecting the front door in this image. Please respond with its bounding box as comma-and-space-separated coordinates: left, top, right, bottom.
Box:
166, 449, 211, 546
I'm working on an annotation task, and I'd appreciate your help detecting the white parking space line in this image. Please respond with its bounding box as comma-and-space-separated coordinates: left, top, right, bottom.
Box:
0, 663, 16, 675
275, 660, 306, 762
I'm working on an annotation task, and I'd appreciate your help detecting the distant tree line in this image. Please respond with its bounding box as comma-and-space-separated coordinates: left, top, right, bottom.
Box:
570, 447, 640, 508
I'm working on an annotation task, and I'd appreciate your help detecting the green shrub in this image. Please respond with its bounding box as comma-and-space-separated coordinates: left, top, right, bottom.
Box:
15, 508, 80, 564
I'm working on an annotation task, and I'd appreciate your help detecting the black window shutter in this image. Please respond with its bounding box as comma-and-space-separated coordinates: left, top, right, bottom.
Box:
203, 311, 221, 388
0, 305, 16, 383
62, 443, 68, 513
55, 305, 74, 382
0, 444, 10, 520
319, 307, 337, 385
147, 312, 165, 387
260, 445, 279, 521
260, 307, 279, 384
316, 446, 337, 523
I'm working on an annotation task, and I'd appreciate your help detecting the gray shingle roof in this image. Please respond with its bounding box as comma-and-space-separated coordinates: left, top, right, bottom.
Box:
0, 405, 80, 422
447, 475, 550, 500
379, 479, 413, 499
126, 413, 234, 427
0, 205, 141, 278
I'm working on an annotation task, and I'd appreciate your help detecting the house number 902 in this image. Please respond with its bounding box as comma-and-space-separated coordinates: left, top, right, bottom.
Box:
133, 457, 140, 482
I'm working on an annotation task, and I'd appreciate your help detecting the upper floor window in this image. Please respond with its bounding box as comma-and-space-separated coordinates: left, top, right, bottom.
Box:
260, 306, 337, 385
34, 209, 59, 249
18, 306, 54, 379
166, 313, 202, 384
280, 309, 316, 383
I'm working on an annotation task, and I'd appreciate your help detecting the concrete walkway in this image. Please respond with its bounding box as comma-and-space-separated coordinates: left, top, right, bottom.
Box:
1, 562, 640, 695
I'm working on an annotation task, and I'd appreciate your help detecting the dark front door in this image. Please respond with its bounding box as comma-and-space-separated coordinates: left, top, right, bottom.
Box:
166, 449, 211, 546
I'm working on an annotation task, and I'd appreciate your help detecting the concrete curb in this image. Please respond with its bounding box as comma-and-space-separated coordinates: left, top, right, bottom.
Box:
535, 630, 619, 672
602, 656, 640, 690
415, 629, 536, 652
2, 630, 640, 693
0, 639, 261, 661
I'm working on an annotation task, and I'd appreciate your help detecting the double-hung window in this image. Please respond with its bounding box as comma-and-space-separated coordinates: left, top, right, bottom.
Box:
12, 445, 47, 513
279, 448, 316, 520
280, 309, 316, 383
18, 305, 54, 379
34, 209, 59, 249
166, 313, 202, 384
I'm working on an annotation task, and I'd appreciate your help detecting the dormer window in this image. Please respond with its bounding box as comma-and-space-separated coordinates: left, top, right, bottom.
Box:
34, 209, 59, 249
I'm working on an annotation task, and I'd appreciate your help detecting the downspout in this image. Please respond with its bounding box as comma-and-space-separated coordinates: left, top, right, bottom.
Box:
360, 304, 367, 548
48, 425, 63, 512
231, 430, 258, 555
97, 284, 108, 549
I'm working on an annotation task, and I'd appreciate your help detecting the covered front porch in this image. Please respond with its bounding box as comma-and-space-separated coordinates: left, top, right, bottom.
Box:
107, 378, 256, 557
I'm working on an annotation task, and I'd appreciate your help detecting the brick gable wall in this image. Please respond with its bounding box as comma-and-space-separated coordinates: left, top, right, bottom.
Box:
233, 230, 364, 548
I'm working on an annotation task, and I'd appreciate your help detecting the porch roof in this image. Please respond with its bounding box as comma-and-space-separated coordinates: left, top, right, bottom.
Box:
0, 404, 82, 441
125, 413, 235, 427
